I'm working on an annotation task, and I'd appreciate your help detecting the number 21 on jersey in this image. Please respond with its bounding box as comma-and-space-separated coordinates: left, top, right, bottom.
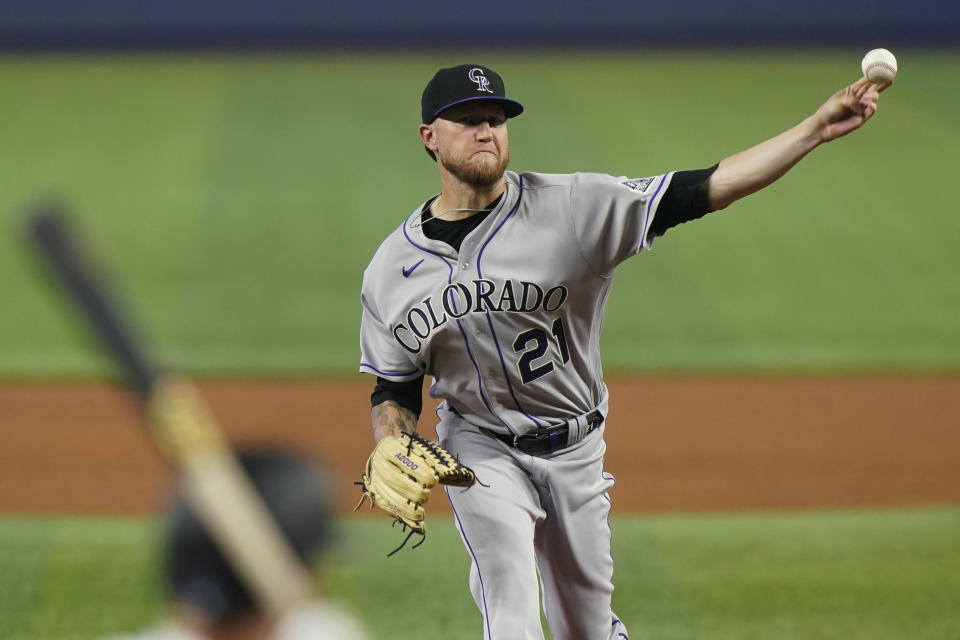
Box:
513, 317, 570, 383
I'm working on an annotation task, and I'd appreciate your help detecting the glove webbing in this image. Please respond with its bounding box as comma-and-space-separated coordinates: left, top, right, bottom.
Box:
406, 431, 476, 486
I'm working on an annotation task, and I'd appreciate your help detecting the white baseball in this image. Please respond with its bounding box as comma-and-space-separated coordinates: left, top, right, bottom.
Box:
861, 48, 898, 84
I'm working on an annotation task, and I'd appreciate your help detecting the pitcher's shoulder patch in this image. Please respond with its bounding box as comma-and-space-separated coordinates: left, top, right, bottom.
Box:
622, 176, 657, 193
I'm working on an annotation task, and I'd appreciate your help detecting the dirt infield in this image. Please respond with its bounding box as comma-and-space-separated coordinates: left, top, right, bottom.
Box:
2, 377, 959, 515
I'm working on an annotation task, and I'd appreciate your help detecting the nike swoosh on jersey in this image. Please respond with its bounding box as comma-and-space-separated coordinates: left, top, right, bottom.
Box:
402, 259, 425, 278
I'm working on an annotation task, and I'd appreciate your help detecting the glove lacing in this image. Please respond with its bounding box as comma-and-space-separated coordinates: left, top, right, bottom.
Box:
406, 432, 476, 485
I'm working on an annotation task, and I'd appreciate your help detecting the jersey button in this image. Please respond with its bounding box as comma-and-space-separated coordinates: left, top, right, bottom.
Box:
462, 261, 470, 269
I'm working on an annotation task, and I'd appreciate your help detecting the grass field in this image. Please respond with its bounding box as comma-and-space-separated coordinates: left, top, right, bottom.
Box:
1, 50, 958, 378
2, 508, 959, 639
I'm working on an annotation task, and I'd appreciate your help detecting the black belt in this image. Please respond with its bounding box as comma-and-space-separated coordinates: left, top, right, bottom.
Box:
481, 410, 604, 456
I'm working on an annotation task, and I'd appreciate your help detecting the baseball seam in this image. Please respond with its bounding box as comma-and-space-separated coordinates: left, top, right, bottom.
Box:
865, 62, 895, 77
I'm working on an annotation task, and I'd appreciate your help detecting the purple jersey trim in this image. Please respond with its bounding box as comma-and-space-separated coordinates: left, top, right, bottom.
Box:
402, 215, 510, 431
359, 363, 420, 378
455, 316, 512, 432
647, 174, 668, 211
402, 214, 455, 264
475, 176, 542, 428
641, 173, 671, 245
484, 314, 542, 429
614, 615, 628, 637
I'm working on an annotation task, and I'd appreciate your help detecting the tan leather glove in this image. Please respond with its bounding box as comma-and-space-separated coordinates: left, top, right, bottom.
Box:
356, 431, 475, 553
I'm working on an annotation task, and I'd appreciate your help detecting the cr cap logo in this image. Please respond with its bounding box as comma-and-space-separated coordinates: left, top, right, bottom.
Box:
468, 67, 494, 94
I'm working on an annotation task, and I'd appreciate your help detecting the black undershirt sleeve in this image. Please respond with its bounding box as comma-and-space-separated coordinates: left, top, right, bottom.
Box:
371, 375, 424, 418
648, 164, 719, 238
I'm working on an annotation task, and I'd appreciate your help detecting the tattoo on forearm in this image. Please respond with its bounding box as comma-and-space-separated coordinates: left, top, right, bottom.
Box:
372, 401, 418, 440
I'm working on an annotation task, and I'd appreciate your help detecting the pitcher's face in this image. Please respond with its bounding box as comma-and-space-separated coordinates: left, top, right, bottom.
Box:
423, 102, 509, 187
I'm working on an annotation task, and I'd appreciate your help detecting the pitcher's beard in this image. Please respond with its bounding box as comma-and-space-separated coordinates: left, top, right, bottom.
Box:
439, 149, 509, 187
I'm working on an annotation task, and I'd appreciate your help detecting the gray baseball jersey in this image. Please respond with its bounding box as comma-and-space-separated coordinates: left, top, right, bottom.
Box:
359, 169, 674, 435
360, 168, 675, 639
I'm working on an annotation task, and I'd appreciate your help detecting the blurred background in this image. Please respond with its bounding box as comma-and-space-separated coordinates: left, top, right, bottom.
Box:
1, 2, 959, 639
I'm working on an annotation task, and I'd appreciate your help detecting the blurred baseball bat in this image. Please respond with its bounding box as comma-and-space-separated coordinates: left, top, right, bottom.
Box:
26, 205, 313, 616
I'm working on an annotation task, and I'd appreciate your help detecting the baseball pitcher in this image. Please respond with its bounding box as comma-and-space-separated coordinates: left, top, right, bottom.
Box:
357, 63, 889, 639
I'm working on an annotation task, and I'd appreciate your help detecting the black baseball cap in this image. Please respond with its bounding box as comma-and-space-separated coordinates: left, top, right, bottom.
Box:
421, 64, 524, 124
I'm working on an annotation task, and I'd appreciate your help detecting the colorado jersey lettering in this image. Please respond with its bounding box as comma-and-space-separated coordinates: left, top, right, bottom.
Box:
359, 169, 672, 436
